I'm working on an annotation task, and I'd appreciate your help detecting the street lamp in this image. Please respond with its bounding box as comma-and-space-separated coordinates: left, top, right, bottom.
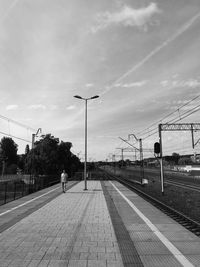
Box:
32, 128, 42, 149
31, 128, 42, 185
74, 95, 99, 190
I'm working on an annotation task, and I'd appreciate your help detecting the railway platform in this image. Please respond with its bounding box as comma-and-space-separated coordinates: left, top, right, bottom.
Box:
0, 180, 200, 267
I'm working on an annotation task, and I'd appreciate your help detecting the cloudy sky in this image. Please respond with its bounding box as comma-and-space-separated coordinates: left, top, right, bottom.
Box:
0, 0, 200, 161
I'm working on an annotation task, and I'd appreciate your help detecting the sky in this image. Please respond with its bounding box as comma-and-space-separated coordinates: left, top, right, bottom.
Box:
0, 0, 200, 161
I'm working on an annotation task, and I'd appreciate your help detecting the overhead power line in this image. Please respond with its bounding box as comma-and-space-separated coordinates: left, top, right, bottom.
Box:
0, 131, 31, 143
140, 94, 200, 136
140, 94, 200, 140
0, 114, 36, 132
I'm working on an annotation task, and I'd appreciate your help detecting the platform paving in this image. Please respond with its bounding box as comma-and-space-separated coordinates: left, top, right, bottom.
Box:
106, 181, 200, 267
0, 181, 124, 267
1, 180, 200, 267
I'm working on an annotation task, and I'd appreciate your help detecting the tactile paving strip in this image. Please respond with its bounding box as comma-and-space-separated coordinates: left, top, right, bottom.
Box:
101, 181, 144, 267
0, 182, 79, 234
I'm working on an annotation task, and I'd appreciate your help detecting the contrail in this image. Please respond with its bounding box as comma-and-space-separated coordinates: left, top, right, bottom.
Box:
100, 11, 200, 96
0, 0, 20, 23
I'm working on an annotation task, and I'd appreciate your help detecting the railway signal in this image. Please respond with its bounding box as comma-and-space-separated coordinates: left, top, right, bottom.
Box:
154, 142, 160, 155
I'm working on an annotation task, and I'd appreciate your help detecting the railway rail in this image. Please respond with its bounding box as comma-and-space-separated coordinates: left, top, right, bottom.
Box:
165, 179, 200, 192
103, 170, 200, 237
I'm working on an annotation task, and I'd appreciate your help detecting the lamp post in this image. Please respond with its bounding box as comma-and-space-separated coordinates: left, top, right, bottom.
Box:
31, 128, 42, 185
74, 95, 99, 190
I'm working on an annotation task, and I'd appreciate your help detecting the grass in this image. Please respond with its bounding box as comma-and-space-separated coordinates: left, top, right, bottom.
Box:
138, 180, 200, 223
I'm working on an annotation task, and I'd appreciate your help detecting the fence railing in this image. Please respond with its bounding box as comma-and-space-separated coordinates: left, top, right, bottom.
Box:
0, 169, 111, 206
0, 174, 60, 206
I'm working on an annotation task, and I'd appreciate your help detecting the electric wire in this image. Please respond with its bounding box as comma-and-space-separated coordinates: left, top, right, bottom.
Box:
141, 101, 200, 140
0, 114, 38, 144
0, 131, 31, 143
0, 114, 36, 131
137, 94, 200, 137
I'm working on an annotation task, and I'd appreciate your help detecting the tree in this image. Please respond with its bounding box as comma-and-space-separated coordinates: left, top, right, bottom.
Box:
24, 134, 81, 176
25, 144, 30, 155
178, 157, 193, 165
0, 137, 18, 164
0, 137, 18, 174
172, 152, 180, 165
58, 141, 72, 174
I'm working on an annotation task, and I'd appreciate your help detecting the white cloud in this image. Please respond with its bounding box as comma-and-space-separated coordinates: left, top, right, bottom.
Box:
85, 83, 94, 88
6, 104, 19, 110
92, 3, 161, 32
114, 83, 121, 87
67, 105, 76, 110
28, 104, 46, 110
184, 79, 200, 88
100, 11, 200, 97
161, 79, 200, 88
123, 81, 147, 88
114, 81, 147, 88
160, 80, 168, 87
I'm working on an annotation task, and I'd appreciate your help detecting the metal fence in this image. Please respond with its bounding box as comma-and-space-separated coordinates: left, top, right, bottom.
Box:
0, 174, 60, 206
73, 170, 111, 180
0, 169, 111, 206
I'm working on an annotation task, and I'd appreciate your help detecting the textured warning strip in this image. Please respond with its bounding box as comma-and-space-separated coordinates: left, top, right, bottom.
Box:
0, 182, 79, 234
101, 181, 144, 267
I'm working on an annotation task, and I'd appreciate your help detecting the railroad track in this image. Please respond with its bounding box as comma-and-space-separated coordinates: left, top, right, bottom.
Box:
103, 171, 200, 237
165, 179, 200, 192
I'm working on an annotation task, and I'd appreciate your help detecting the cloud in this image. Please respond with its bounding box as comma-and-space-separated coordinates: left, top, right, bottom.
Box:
28, 104, 46, 110
100, 10, 200, 96
85, 83, 94, 88
160, 80, 169, 87
161, 79, 200, 88
67, 105, 76, 110
92, 3, 161, 32
114, 81, 147, 88
6, 104, 19, 110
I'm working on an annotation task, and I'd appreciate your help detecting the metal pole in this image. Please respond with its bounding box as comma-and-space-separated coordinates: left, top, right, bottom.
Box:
191, 124, 194, 149
113, 154, 116, 175
1, 160, 5, 177
74, 95, 99, 190
139, 138, 144, 184
32, 134, 35, 149
159, 124, 164, 195
31, 133, 35, 187
191, 124, 196, 162
84, 99, 88, 190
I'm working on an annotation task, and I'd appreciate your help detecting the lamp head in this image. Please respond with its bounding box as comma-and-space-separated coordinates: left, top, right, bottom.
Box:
74, 95, 83, 99
90, 95, 99, 100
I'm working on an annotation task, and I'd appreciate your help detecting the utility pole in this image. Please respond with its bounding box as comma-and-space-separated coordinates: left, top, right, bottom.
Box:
116, 148, 125, 167
31, 128, 42, 186
139, 138, 145, 185
112, 154, 116, 175
158, 124, 164, 195
122, 134, 145, 184
158, 123, 200, 195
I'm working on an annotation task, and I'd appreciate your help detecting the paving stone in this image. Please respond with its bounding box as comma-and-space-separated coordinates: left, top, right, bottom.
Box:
80, 252, 98, 260
68, 259, 87, 267
47, 260, 68, 267
37, 260, 50, 267
87, 259, 107, 267
106, 260, 124, 267
0, 182, 124, 267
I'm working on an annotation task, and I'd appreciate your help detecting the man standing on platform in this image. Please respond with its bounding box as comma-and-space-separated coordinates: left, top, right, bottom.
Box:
61, 170, 68, 193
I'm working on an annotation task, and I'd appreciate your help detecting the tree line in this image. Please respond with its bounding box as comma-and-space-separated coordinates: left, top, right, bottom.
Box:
0, 134, 81, 177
